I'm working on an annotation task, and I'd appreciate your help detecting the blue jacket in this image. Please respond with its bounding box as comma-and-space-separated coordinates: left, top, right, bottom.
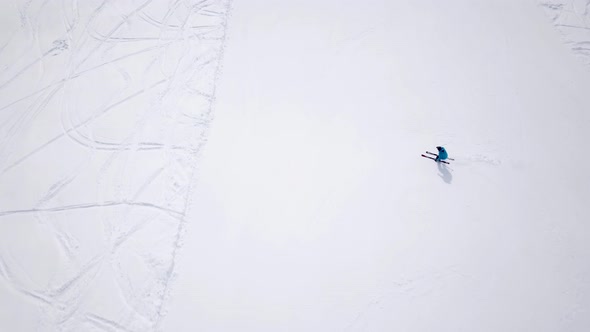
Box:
436, 146, 448, 161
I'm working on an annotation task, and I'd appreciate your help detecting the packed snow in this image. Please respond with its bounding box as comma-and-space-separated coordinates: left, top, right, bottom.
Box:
1, 0, 590, 331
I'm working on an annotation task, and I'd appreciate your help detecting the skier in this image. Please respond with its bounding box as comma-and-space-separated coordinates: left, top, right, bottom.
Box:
435, 146, 448, 162
421, 146, 452, 163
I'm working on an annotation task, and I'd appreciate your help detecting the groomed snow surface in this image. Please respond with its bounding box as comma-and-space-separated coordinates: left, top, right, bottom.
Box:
1, 0, 590, 331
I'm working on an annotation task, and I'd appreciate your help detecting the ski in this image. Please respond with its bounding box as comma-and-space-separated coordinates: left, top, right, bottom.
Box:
425, 151, 454, 161
421, 154, 450, 164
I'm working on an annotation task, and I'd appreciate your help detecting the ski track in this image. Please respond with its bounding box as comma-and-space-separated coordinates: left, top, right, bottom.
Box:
540, 0, 590, 65
344, 266, 471, 331
0, 0, 232, 330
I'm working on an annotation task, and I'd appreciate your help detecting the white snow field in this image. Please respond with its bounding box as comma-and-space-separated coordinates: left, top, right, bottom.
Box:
1, 0, 590, 331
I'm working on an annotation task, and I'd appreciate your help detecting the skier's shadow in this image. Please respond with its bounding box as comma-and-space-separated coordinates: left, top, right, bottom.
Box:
437, 162, 452, 184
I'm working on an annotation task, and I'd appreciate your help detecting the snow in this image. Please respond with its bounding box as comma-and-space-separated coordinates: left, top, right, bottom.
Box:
1, 0, 590, 331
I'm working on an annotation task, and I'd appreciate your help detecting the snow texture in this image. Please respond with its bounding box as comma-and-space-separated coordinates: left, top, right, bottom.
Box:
1, 0, 590, 331
0, 1, 230, 331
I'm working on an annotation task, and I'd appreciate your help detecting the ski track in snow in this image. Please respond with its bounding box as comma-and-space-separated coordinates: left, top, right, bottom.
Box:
540, 0, 590, 65
0, 1, 232, 331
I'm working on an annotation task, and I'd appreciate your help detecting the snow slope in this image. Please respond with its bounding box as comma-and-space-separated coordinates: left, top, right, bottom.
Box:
162, 0, 590, 331
1, 0, 590, 331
